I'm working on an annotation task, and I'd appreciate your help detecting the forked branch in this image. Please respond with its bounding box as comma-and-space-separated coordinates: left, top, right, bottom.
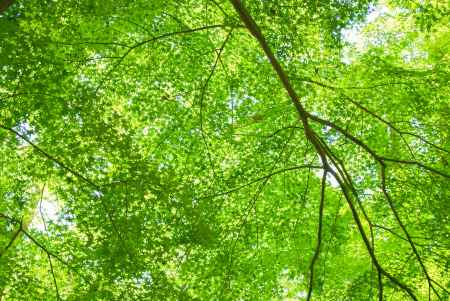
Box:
228, 1, 421, 299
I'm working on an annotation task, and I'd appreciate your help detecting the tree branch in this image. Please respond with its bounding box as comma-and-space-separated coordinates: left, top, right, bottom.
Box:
380, 164, 441, 300
94, 24, 233, 92
306, 114, 450, 178
327, 169, 417, 300
0, 226, 21, 259
47, 253, 61, 301
0, 125, 101, 188
306, 170, 327, 301
38, 184, 61, 300
0, 213, 89, 283
199, 164, 322, 200
0, 125, 133, 262
298, 77, 449, 155
227, 0, 308, 123
0, 0, 14, 14
199, 29, 233, 185
228, 1, 432, 299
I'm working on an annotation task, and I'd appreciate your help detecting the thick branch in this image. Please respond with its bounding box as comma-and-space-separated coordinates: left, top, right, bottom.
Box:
228, 0, 308, 122
378, 270, 383, 301
228, 1, 427, 299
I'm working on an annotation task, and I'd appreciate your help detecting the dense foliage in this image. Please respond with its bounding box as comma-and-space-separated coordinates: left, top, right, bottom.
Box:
0, 0, 449, 300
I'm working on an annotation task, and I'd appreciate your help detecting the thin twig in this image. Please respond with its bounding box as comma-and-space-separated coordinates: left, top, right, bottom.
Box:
47, 254, 61, 301
380, 164, 441, 300
199, 164, 322, 200
38, 184, 61, 300
199, 29, 234, 184
95, 24, 231, 92
306, 115, 450, 179
298, 77, 449, 155
306, 170, 327, 301
0, 227, 22, 259
0, 125, 99, 188
0, 125, 135, 260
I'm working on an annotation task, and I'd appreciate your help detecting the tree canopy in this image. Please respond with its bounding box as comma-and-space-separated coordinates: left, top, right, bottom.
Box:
0, 0, 449, 300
